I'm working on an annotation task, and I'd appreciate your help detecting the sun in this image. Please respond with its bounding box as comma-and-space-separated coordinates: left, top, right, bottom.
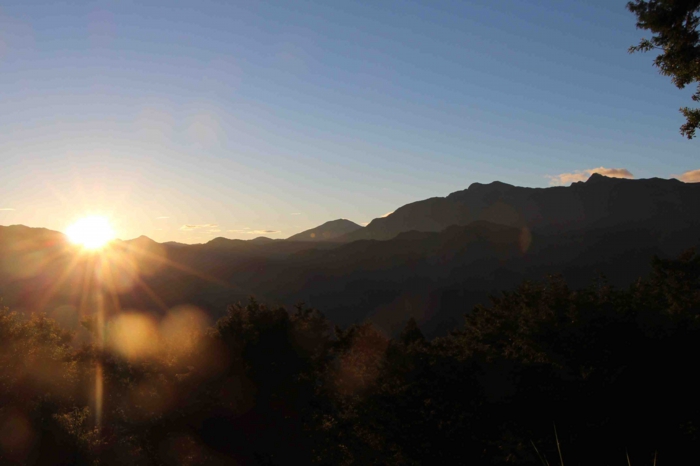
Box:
66, 216, 116, 250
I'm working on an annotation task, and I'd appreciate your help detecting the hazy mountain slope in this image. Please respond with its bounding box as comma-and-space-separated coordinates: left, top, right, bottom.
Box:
1, 176, 699, 337
261, 218, 699, 336
0, 227, 332, 320
342, 175, 700, 241
286, 219, 363, 242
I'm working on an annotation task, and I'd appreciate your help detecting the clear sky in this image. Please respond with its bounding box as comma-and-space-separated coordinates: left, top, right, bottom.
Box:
1, 0, 697, 243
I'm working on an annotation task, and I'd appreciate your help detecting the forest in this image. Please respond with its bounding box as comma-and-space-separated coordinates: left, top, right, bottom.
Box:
1, 249, 698, 465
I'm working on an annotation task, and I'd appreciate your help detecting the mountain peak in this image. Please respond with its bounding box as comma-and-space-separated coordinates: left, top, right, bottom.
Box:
467, 180, 515, 192
585, 173, 619, 184
319, 219, 358, 227
445, 180, 516, 203
287, 219, 363, 242
250, 236, 275, 243
206, 236, 243, 246
121, 235, 159, 247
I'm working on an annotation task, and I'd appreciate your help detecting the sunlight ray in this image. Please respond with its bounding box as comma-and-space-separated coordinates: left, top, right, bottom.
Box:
112, 258, 170, 312
122, 242, 242, 291
101, 261, 124, 318
78, 256, 97, 318
34, 251, 82, 313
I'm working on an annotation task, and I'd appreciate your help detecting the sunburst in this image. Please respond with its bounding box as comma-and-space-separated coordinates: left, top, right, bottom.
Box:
66, 216, 115, 250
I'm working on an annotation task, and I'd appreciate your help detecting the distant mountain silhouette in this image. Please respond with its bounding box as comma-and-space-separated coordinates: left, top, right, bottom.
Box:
250, 236, 276, 243
341, 174, 700, 241
0, 224, 67, 246
161, 241, 188, 248
123, 234, 161, 248
286, 219, 362, 242
1, 175, 699, 337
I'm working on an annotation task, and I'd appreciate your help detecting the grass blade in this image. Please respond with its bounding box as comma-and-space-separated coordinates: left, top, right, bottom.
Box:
530, 440, 550, 466
553, 422, 564, 466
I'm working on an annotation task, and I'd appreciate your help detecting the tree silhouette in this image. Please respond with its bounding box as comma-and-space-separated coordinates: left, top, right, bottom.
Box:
628, 0, 700, 138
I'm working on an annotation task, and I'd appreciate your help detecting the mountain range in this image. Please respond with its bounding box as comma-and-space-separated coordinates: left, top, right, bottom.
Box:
341, 173, 699, 241
1, 174, 698, 337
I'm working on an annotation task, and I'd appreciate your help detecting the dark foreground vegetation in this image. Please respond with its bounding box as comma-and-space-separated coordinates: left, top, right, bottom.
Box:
1, 250, 699, 465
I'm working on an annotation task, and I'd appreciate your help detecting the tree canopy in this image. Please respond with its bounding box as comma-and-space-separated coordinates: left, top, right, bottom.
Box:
1, 250, 700, 463
628, 0, 700, 138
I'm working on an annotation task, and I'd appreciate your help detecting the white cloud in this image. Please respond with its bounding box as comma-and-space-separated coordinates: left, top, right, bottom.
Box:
156, 216, 169, 219
0, 208, 15, 211
677, 169, 700, 183
547, 167, 634, 186
290, 212, 301, 215
180, 223, 218, 231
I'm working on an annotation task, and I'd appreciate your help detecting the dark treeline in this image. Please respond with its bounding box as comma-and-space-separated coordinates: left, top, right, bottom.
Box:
1, 250, 700, 465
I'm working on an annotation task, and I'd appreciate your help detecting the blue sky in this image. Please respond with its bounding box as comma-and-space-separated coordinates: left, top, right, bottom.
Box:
0, 0, 697, 242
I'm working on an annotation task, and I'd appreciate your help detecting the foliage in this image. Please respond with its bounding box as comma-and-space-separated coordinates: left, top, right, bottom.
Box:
628, 0, 700, 138
1, 250, 700, 464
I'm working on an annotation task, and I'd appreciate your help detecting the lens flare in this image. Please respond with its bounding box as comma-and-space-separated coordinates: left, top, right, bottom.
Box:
66, 216, 115, 250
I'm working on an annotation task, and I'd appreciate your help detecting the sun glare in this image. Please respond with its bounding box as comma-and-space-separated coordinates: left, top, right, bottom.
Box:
66, 216, 115, 250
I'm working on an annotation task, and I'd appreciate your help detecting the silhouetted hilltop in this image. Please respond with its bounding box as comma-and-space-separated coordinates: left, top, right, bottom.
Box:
250, 236, 276, 243
204, 237, 247, 248
123, 234, 161, 249
0, 224, 67, 247
341, 175, 700, 241
161, 241, 188, 248
287, 219, 362, 242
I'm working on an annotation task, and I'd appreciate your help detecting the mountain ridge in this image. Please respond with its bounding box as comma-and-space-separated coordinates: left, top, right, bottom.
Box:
340, 175, 700, 242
